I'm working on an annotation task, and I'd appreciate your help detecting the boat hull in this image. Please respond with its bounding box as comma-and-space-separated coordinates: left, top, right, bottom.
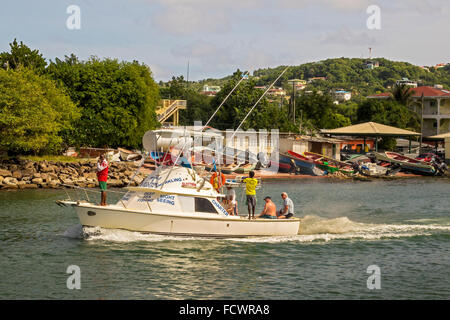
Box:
234, 164, 257, 174
74, 204, 300, 237
279, 153, 324, 176
373, 152, 436, 176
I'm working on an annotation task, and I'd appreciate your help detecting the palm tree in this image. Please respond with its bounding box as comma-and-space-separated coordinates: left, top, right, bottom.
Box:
391, 83, 413, 106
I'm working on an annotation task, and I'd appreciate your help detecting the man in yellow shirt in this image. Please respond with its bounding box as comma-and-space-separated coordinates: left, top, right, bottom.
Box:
242, 171, 258, 220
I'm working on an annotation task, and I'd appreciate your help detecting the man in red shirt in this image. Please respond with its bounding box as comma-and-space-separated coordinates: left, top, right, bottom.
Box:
97, 154, 109, 206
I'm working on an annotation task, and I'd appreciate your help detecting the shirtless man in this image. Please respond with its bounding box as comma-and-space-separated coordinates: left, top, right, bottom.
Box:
257, 196, 277, 219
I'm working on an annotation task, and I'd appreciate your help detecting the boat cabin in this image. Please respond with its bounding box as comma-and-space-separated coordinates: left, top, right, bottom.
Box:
119, 166, 230, 217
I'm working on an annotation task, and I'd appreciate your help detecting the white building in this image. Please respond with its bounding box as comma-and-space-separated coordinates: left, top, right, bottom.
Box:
368, 86, 450, 136
333, 90, 352, 103
396, 78, 417, 88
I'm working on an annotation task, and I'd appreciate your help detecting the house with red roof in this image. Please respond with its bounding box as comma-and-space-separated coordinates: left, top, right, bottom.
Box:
368, 85, 450, 136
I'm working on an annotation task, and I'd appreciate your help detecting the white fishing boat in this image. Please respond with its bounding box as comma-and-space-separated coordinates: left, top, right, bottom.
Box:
58, 166, 300, 237
58, 67, 298, 238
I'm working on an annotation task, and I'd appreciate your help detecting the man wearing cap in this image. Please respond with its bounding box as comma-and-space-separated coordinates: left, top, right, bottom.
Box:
257, 196, 277, 219
278, 192, 294, 219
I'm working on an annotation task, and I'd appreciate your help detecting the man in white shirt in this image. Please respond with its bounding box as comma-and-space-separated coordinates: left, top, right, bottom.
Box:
278, 192, 294, 219
225, 185, 238, 216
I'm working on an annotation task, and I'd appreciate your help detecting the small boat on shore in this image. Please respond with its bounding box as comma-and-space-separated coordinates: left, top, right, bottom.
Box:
118, 148, 142, 161
57, 166, 300, 237
234, 162, 257, 174
279, 152, 325, 176
373, 151, 436, 176
358, 162, 401, 177
204, 163, 241, 174
302, 151, 354, 175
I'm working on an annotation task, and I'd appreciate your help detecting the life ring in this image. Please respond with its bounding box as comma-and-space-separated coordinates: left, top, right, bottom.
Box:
210, 171, 226, 191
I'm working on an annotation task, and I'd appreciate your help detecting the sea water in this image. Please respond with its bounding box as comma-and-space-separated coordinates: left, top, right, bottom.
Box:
0, 178, 449, 299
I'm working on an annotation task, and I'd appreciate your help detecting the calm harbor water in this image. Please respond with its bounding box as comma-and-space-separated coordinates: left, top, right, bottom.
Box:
1, 178, 449, 299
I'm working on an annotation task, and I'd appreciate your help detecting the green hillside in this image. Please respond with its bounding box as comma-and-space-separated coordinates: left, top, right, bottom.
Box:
192, 58, 449, 97
250, 58, 450, 96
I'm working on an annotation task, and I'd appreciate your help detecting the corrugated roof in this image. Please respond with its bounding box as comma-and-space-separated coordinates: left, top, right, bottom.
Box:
321, 122, 421, 137
411, 86, 450, 97
368, 86, 450, 99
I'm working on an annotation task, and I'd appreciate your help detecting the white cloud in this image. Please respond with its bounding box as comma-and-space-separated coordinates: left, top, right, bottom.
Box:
320, 26, 379, 46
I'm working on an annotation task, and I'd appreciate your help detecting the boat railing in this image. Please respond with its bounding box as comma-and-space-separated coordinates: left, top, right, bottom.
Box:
58, 183, 128, 207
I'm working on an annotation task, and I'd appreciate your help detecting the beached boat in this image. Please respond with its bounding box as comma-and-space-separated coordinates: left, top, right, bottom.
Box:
118, 148, 142, 161
357, 162, 401, 177
268, 160, 292, 173
204, 163, 241, 174
57, 166, 300, 237
234, 162, 257, 174
302, 151, 354, 175
279, 152, 325, 176
373, 151, 436, 175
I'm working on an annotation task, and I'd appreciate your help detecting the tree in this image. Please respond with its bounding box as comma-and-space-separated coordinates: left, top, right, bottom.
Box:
160, 76, 186, 100
47, 56, 160, 149
357, 98, 419, 130
295, 91, 351, 130
159, 76, 213, 125
0, 39, 46, 72
0, 68, 79, 154
209, 70, 294, 131
391, 83, 413, 106
357, 98, 420, 150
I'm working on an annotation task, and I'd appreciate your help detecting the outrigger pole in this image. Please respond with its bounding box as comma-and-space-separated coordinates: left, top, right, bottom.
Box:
160, 71, 250, 189
229, 66, 289, 141
206, 66, 289, 174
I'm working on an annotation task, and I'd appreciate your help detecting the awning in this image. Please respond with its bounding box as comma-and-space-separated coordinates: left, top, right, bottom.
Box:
424, 132, 450, 141
321, 122, 420, 137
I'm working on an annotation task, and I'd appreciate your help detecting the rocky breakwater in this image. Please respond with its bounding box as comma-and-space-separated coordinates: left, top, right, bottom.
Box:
0, 159, 147, 190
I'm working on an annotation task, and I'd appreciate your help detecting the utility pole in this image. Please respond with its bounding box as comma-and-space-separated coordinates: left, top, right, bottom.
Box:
186, 60, 190, 85
419, 93, 424, 153
299, 109, 303, 134
292, 81, 296, 124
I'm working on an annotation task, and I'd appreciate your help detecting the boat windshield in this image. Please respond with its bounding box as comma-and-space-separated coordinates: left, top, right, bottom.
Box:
195, 198, 218, 214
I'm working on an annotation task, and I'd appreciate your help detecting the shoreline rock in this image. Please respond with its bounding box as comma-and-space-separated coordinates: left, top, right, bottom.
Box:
0, 159, 147, 191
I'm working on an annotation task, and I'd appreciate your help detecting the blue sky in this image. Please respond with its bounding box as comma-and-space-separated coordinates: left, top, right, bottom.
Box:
1, 0, 449, 81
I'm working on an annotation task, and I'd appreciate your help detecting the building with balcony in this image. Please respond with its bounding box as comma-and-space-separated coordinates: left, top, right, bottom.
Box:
367, 86, 450, 136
